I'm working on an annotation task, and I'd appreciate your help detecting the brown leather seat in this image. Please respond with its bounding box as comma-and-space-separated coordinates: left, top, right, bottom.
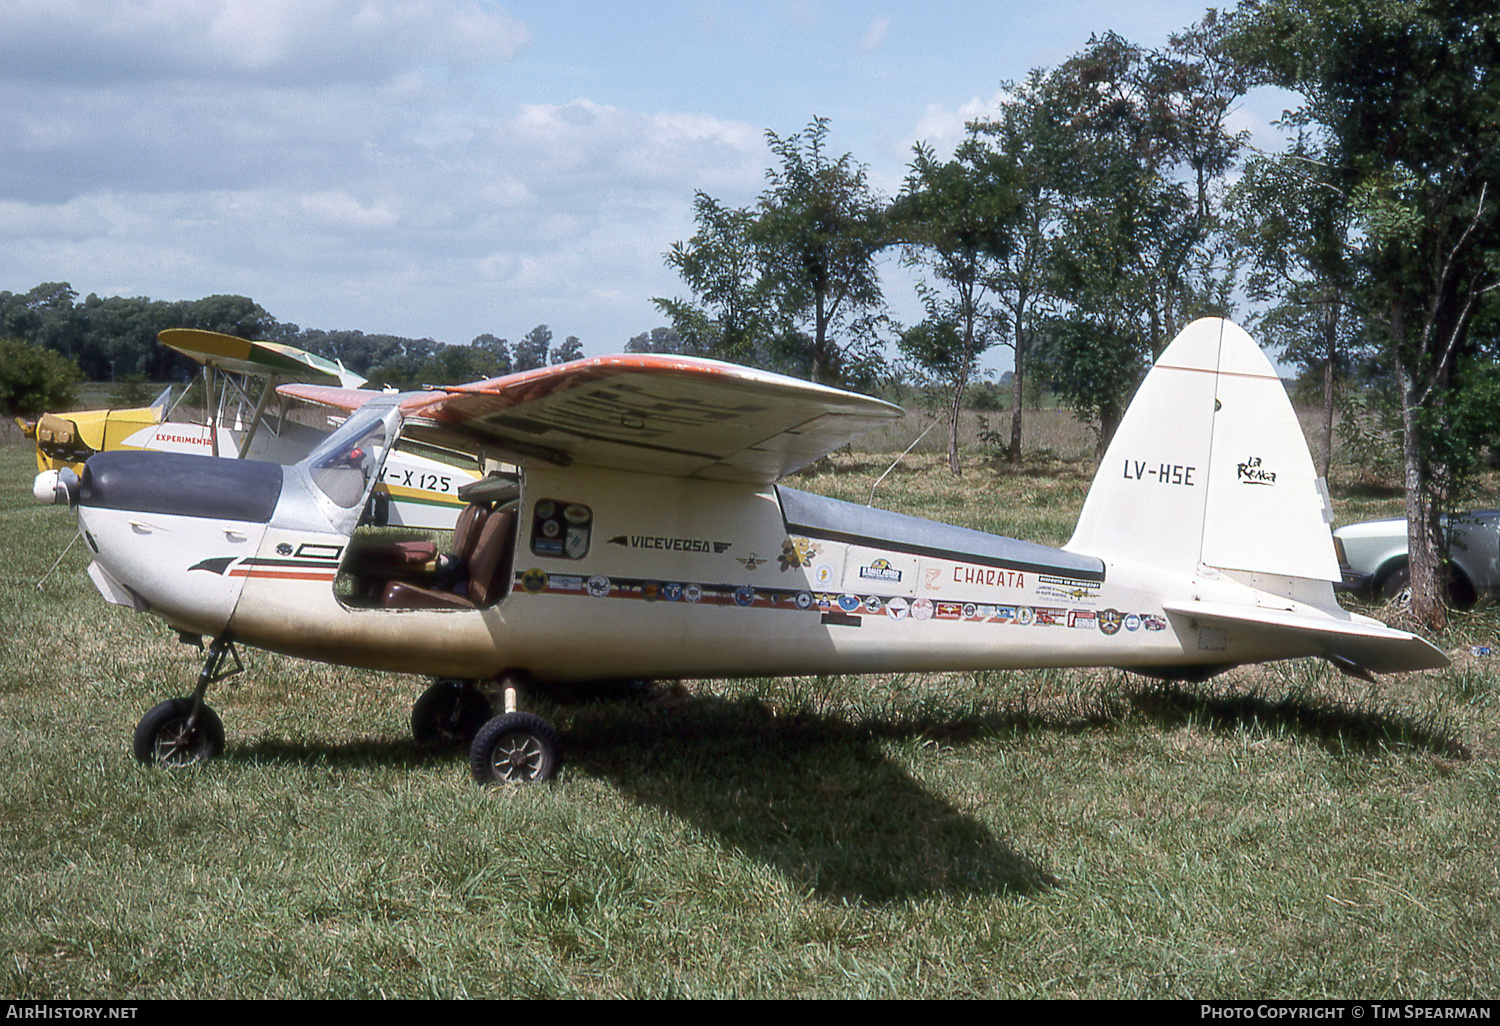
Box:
382, 508, 515, 609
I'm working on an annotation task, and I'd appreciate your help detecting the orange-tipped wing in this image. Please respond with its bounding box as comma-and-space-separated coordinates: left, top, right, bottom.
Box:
281, 354, 903, 483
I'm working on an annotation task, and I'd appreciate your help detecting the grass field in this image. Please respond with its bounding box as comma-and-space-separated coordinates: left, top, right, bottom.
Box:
0, 419, 1496, 999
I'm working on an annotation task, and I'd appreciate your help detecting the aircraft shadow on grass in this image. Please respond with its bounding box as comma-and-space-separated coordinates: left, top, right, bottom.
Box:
216, 675, 1462, 905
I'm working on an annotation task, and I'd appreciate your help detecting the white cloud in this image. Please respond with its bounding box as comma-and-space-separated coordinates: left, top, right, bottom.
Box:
300, 191, 401, 229
0, 0, 532, 85
857, 15, 892, 54
901, 89, 1014, 160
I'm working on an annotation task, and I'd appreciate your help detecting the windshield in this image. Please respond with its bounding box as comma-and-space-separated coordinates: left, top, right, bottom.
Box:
306, 398, 400, 509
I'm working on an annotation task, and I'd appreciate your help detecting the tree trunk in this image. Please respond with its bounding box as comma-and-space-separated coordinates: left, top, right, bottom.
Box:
1317, 295, 1339, 481
1007, 325, 1026, 464
1395, 352, 1447, 632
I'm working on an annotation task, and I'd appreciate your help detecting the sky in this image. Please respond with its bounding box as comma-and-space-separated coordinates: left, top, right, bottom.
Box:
0, 1, 1291, 364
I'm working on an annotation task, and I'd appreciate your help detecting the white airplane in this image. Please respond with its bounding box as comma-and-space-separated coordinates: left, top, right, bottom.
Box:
51, 318, 1447, 783
29, 329, 479, 530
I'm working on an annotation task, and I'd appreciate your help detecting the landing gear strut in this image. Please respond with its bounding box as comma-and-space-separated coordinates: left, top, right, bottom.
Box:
469, 674, 561, 784
133, 635, 241, 766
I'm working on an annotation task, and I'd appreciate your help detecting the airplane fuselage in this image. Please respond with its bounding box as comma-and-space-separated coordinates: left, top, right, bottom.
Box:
78, 453, 1335, 685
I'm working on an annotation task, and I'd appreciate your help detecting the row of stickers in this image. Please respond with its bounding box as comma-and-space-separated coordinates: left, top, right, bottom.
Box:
516, 567, 1168, 634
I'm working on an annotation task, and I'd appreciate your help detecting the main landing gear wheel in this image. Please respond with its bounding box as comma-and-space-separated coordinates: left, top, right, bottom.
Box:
133, 698, 225, 767
411, 679, 492, 749
469, 712, 561, 784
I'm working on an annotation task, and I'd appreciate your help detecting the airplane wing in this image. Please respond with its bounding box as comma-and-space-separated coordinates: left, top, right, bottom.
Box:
281, 354, 903, 483
159, 329, 366, 388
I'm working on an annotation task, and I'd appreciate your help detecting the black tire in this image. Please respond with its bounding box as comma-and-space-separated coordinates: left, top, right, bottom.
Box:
1446, 568, 1479, 609
469, 712, 561, 784
1378, 562, 1478, 608
133, 698, 224, 766
411, 679, 492, 748
1377, 563, 1411, 602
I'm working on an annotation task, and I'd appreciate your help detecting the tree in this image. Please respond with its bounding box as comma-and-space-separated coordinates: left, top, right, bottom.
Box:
1234, 0, 1500, 630
471, 334, 512, 377
889, 139, 1022, 474
754, 117, 888, 384
656, 193, 773, 365
970, 74, 1066, 464
1025, 23, 1250, 454
658, 118, 888, 386
550, 336, 583, 365
1226, 134, 1363, 478
0, 337, 81, 416
513, 325, 553, 372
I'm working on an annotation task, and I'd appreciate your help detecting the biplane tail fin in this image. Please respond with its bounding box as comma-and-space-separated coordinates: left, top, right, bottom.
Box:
1066, 318, 1342, 583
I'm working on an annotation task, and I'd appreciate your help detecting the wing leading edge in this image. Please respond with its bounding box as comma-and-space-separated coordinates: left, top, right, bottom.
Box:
282, 354, 904, 483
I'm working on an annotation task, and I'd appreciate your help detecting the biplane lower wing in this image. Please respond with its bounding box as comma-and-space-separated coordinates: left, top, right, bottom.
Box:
282, 354, 904, 483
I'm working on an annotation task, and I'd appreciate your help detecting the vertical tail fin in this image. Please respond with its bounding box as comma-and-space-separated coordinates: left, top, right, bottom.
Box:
1065, 318, 1341, 582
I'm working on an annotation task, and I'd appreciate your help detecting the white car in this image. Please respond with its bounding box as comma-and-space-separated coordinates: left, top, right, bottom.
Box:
1334, 511, 1500, 607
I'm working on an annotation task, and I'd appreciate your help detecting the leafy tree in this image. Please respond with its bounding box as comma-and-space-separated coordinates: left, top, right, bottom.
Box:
1234, 0, 1500, 630
0, 337, 81, 416
470, 334, 513, 377
970, 75, 1067, 464
753, 118, 888, 384
625, 326, 690, 355
1025, 22, 1250, 454
656, 194, 773, 365
551, 335, 584, 365
889, 139, 1022, 474
513, 325, 552, 372
658, 118, 888, 386
1226, 134, 1363, 478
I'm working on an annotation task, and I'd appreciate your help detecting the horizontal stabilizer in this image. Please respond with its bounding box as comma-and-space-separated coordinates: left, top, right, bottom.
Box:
1163, 600, 1449, 674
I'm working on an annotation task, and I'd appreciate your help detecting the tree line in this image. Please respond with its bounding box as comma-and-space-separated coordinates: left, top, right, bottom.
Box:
0, 283, 591, 410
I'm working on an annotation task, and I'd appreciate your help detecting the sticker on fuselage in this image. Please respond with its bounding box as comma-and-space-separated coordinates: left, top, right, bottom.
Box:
507, 568, 1164, 638
531, 499, 592, 560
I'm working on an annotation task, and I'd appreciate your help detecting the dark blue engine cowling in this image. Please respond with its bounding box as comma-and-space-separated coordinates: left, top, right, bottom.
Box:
80, 451, 283, 523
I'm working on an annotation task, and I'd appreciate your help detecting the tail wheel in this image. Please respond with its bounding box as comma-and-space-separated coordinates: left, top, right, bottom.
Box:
470, 712, 561, 784
133, 698, 225, 766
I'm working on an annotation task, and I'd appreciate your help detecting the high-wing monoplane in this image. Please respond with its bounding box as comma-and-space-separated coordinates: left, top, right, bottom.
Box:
27, 329, 478, 529
51, 319, 1447, 783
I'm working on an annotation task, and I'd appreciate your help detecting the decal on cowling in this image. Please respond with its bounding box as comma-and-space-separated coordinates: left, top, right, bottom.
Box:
531, 499, 593, 560
779, 536, 821, 571
859, 558, 903, 583
190, 554, 340, 582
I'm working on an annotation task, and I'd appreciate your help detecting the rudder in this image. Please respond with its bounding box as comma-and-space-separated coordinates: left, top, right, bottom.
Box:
1065, 318, 1341, 583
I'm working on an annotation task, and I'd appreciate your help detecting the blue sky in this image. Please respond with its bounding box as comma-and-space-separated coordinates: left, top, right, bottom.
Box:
1, 2, 1287, 366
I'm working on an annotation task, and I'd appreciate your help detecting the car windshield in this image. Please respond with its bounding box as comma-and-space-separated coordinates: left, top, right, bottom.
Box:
306, 398, 399, 509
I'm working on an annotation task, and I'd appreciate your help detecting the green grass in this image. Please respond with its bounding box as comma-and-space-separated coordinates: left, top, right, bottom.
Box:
0, 438, 1495, 999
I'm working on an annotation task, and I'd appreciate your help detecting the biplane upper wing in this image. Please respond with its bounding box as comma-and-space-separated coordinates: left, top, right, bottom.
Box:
160, 329, 366, 388
280, 354, 904, 483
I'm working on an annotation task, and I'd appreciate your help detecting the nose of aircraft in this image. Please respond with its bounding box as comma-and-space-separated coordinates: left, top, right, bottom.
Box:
78, 450, 283, 522
75, 451, 284, 636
